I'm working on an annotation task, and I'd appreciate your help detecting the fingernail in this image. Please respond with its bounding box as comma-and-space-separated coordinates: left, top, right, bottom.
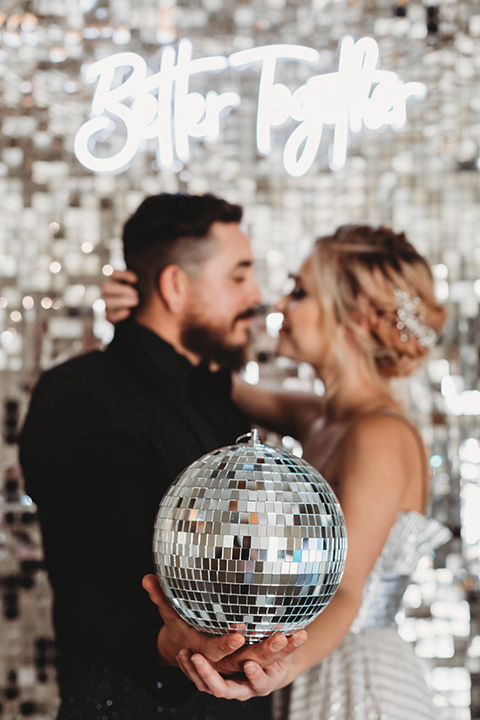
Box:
293, 634, 307, 647
191, 657, 203, 668
244, 663, 256, 675
271, 640, 285, 652
229, 639, 243, 650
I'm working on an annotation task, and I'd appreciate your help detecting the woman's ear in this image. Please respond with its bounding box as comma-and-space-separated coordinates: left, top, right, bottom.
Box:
158, 265, 189, 314
353, 293, 376, 332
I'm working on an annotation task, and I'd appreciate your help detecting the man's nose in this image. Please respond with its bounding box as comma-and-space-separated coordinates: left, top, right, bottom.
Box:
249, 278, 262, 306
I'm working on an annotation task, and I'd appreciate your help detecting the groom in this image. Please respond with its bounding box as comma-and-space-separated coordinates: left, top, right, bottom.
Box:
19, 192, 300, 720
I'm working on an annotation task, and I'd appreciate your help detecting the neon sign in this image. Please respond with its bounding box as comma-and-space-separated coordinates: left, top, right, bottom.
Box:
74, 36, 427, 177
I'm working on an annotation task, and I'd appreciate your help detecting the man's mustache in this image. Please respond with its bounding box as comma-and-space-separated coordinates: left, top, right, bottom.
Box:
234, 307, 258, 322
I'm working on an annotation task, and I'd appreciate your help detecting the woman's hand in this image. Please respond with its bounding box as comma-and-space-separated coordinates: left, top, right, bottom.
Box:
176, 649, 294, 700
142, 574, 307, 674
101, 269, 139, 324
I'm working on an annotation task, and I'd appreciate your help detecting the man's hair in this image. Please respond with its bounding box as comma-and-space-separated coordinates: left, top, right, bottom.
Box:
122, 192, 243, 305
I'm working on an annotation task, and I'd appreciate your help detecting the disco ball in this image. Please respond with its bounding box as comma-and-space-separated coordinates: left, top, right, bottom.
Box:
153, 430, 347, 643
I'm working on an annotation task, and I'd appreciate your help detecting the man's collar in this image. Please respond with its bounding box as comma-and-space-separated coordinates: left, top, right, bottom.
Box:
109, 319, 195, 381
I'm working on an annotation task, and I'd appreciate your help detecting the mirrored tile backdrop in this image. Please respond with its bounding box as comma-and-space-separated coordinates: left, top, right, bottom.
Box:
0, 1, 479, 718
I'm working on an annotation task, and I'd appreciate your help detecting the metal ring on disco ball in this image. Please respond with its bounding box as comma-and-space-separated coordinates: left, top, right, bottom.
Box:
153, 429, 347, 643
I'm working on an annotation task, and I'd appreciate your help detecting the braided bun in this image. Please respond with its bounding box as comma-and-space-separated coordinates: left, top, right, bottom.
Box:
311, 225, 446, 378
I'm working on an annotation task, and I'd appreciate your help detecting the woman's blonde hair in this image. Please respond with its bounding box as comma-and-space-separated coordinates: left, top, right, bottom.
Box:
310, 224, 446, 380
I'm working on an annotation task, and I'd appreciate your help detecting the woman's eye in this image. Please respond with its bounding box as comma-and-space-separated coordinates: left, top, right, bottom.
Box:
291, 286, 306, 300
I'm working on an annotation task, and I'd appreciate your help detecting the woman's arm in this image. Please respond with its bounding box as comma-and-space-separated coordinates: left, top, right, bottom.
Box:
176, 414, 421, 698
232, 376, 323, 440
285, 413, 421, 679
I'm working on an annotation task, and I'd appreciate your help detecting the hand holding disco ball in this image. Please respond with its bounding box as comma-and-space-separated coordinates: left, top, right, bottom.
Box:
153, 430, 347, 644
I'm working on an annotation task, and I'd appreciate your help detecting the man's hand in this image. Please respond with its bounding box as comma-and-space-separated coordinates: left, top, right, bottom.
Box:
142, 574, 247, 666
142, 574, 307, 673
102, 269, 139, 324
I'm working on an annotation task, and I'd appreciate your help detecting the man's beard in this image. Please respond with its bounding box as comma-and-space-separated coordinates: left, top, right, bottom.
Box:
181, 312, 255, 371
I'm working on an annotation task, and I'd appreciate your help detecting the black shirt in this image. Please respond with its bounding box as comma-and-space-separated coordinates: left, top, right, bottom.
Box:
20, 320, 271, 720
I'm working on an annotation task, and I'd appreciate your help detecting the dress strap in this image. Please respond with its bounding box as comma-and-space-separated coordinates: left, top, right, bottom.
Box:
320, 408, 430, 510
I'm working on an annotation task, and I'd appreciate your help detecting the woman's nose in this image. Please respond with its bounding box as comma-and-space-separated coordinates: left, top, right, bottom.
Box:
273, 294, 288, 313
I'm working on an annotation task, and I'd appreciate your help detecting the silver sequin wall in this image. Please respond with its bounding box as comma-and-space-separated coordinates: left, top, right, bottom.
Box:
0, 1, 479, 718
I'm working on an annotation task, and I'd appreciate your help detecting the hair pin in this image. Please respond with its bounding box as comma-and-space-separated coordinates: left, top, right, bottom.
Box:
393, 288, 437, 350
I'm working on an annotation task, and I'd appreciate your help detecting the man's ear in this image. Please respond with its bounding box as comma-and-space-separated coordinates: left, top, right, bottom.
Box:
158, 265, 189, 314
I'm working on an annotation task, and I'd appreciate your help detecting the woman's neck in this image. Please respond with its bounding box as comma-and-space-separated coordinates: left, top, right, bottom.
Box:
324, 386, 397, 424
319, 360, 398, 425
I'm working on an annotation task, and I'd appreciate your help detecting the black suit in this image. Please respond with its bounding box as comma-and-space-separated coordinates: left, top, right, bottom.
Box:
20, 320, 271, 720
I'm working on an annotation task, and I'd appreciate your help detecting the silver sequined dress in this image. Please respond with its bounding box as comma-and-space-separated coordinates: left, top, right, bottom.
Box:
273, 510, 452, 720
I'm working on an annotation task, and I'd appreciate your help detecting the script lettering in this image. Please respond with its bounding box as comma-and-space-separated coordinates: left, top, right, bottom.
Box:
74, 37, 427, 176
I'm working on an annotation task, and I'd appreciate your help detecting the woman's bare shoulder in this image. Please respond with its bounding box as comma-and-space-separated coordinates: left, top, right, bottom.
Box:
347, 409, 421, 447
333, 410, 424, 483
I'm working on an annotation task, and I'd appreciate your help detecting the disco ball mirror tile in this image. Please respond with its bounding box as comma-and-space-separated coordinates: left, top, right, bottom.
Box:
153, 434, 347, 643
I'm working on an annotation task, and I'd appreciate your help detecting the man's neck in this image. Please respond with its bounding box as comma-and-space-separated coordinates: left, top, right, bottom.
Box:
133, 308, 202, 366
